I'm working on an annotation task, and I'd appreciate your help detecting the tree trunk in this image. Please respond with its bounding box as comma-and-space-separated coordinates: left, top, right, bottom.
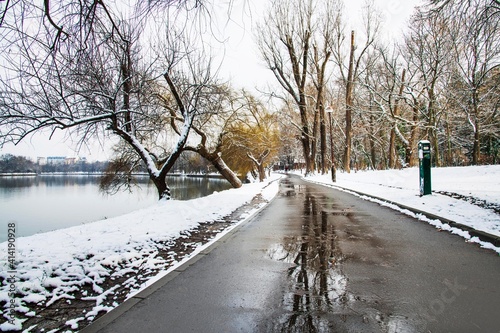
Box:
313, 46, 331, 175
320, 112, 327, 174
122, 41, 133, 134
296, 79, 313, 174
445, 112, 453, 166
210, 154, 242, 188
310, 105, 319, 173
409, 103, 420, 167
389, 69, 406, 168
388, 126, 396, 168
152, 176, 171, 200
427, 90, 441, 167
257, 164, 266, 182
247, 150, 270, 182
344, 31, 355, 173
368, 112, 377, 169
300, 128, 313, 174
195, 146, 242, 188
473, 122, 480, 165
472, 91, 480, 165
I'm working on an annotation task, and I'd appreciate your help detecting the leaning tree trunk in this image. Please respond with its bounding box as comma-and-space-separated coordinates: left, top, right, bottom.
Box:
195, 146, 242, 188
209, 153, 242, 188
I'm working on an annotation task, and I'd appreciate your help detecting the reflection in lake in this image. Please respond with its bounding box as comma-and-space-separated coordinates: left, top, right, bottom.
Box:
268, 183, 348, 332
0, 174, 231, 242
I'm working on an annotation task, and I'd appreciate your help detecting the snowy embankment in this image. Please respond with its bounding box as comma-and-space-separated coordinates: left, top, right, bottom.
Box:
0, 174, 282, 331
301, 165, 500, 253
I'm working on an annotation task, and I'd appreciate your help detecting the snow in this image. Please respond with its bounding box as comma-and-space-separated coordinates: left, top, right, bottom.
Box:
301, 165, 500, 253
1, 165, 499, 331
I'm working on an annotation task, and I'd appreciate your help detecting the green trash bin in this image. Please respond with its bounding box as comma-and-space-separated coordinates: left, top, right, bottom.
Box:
418, 140, 432, 196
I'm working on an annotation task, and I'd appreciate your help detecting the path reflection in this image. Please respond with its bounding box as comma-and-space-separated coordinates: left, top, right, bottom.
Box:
268, 182, 348, 331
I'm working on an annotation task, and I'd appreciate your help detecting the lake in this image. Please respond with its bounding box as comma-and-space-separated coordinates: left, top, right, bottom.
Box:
0, 174, 232, 242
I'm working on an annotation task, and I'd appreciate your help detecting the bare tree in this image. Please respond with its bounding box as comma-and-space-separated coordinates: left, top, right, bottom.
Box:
310, 3, 338, 174
363, 45, 420, 168
446, 0, 500, 164
344, 30, 356, 172
257, 0, 347, 176
256, 0, 314, 174
0, 0, 213, 51
329, 0, 380, 172
222, 91, 280, 182
182, 85, 243, 189
403, 8, 453, 167
0, 2, 234, 199
426, 0, 500, 24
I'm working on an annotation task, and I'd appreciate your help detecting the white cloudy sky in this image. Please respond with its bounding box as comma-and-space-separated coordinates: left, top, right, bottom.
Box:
0, 0, 424, 161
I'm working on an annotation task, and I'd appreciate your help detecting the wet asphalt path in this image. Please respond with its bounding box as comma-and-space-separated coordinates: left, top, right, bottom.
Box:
85, 175, 500, 333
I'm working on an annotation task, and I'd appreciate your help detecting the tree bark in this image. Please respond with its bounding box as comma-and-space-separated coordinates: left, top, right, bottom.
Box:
151, 176, 171, 200
472, 88, 481, 165
389, 69, 406, 168
193, 146, 242, 188
313, 45, 331, 174
210, 154, 243, 188
344, 31, 355, 173
409, 102, 420, 167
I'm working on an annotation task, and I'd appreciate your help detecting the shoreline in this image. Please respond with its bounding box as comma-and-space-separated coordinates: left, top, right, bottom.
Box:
0, 172, 227, 178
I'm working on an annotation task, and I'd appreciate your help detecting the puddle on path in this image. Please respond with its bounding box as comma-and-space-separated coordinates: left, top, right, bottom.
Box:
268, 178, 349, 331
266, 177, 420, 332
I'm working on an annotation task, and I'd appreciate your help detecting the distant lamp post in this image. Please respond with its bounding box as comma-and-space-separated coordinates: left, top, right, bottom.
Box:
326, 106, 337, 182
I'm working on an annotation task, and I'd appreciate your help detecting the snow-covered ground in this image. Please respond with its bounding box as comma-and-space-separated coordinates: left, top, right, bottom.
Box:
1, 166, 499, 331
301, 165, 500, 253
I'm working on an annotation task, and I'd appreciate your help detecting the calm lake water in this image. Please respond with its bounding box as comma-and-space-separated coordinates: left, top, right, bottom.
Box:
0, 174, 231, 242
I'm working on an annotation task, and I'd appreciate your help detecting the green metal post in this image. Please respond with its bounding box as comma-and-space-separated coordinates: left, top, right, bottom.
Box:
418, 140, 432, 196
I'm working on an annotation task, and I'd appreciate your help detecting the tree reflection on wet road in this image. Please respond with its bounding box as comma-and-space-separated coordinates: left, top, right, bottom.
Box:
267, 179, 348, 331
262, 175, 500, 332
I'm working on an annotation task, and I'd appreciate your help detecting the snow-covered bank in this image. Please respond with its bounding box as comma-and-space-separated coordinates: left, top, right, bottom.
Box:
0, 174, 282, 332
300, 165, 500, 253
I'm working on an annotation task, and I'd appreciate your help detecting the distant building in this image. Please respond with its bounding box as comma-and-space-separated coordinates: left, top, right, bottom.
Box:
38, 156, 81, 165
65, 157, 77, 165
47, 156, 67, 165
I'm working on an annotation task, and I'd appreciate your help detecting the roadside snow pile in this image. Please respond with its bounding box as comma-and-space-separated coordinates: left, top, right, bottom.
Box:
0, 174, 282, 331
303, 165, 500, 251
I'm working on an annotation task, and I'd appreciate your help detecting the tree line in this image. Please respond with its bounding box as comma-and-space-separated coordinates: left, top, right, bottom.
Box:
0, 154, 108, 173
0, 152, 245, 176
259, 0, 499, 176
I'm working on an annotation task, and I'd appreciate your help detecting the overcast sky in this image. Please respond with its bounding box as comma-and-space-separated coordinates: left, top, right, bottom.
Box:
0, 0, 424, 161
